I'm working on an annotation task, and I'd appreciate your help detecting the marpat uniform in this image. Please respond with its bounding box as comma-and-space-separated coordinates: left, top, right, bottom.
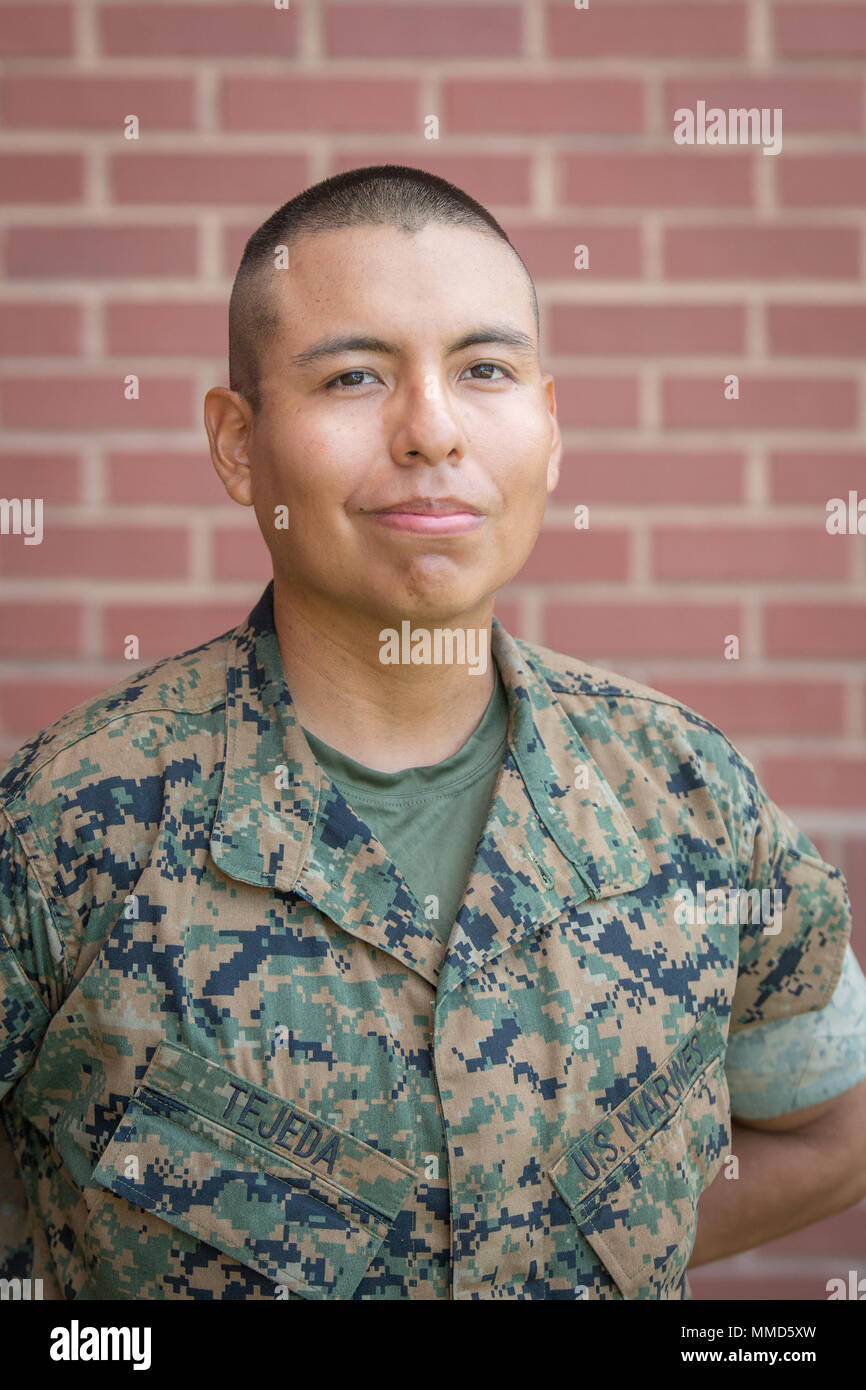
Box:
0, 580, 853, 1299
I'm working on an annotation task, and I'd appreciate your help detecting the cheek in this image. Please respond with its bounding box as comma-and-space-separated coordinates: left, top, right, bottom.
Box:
485, 406, 552, 479
496, 446, 555, 514
260, 423, 355, 511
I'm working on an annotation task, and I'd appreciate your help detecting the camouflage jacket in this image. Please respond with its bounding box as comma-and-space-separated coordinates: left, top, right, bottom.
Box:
0, 579, 851, 1300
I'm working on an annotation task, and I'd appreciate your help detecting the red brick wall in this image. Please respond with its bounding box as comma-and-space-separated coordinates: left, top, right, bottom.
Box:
1, 0, 864, 1299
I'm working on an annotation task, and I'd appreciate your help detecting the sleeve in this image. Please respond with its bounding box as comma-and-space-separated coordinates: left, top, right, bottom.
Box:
729, 779, 851, 1033
726, 943, 866, 1119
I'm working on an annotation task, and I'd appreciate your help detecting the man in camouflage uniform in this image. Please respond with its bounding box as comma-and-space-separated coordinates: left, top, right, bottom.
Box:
2, 166, 865, 1300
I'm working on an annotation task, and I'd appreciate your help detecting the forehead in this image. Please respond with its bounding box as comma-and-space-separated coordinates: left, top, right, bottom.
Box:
266, 222, 534, 344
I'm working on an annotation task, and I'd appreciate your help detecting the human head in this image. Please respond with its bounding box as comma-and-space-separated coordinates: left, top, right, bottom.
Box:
205, 165, 560, 636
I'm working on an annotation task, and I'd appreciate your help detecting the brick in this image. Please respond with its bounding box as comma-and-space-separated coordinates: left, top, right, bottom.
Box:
663, 225, 860, 281
0, 679, 120, 737
551, 374, 640, 429
5, 225, 198, 279
0, 77, 196, 130
99, 3, 299, 57
662, 376, 858, 430
843, 840, 866, 940
331, 152, 532, 208
0, 376, 196, 430
768, 306, 866, 357
0, 302, 82, 356
543, 601, 742, 659
665, 78, 863, 133
221, 76, 416, 133
102, 600, 249, 661
0, 154, 83, 204
770, 451, 866, 503
211, 526, 272, 581
444, 78, 645, 135
762, 754, 866, 810
222, 222, 254, 277
547, 3, 746, 57
0, 601, 82, 657
775, 3, 866, 58
0, 524, 190, 580
780, 157, 866, 208
550, 304, 745, 356
0, 452, 81, 502
510, 223, 642, 280
105, 302, 226, 356
514, 527, 630, 583
110, 153, 308, 206
553, 451, 744, 505
0, 5, 73, 57
323, 3, 521, 58
766, 603, 866, 659
561, 153, 752, 208
642, 676, 845, 736
651, 525, 848, 581
107, 450, 230, 506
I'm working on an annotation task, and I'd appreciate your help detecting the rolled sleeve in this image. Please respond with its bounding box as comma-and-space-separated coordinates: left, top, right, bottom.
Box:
730, 785, 851, 1033
726, 944, 866, 1120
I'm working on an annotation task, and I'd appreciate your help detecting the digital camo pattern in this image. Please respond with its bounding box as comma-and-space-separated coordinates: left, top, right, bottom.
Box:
84, 1040, 417, 1300
549, 1014, 730, 1300
724, 943, 866, 1120
0, 579, 851, 1299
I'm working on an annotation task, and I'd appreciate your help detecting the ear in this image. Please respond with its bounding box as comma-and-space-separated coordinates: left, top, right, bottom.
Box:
541, 374, 562, 494
203, 387, 255, 507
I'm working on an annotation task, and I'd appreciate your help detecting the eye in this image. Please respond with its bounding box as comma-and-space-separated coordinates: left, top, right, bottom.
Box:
323, 369, 379, 391
462, 362, 514, 382
323, 362, 515, 391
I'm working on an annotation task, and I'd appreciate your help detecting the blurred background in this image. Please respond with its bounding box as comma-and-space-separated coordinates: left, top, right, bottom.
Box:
0, 0, 864, 1298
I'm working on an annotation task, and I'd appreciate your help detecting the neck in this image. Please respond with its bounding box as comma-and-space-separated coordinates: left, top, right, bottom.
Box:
272, 578, 497, 773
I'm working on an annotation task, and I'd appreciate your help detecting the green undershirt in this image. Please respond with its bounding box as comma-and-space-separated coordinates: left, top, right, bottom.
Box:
302, 663, 509, 944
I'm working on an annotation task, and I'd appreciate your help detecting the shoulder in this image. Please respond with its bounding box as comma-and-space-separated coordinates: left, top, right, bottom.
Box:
0, 625, 232, 844
512, 632, 761, 841
0, 623, 235, 1003
515, 632, 746, 752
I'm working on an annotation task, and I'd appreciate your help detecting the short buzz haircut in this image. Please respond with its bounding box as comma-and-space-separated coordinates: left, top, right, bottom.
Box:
228, 164, 540, 415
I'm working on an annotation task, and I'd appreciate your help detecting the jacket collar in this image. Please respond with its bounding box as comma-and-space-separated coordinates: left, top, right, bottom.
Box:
210, 581, 649, 996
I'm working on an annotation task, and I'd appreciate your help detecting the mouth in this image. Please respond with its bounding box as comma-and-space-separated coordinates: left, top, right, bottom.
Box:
371, 498, 482, 516
364, 497, 486, 535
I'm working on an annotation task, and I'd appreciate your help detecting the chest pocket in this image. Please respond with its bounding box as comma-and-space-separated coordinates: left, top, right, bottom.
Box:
548, 1011, 730, 1300
85, 1041, 417, 1300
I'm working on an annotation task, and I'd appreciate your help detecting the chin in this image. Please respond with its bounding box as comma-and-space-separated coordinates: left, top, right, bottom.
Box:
374, 582, 493, 627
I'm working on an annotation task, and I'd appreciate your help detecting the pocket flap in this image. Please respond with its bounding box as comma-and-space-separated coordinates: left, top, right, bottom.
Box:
548, 1012, 730, 1299
90, 1042, 417, 1299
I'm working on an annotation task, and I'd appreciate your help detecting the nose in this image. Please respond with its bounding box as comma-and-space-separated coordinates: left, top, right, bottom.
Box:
389, 373, 467, 467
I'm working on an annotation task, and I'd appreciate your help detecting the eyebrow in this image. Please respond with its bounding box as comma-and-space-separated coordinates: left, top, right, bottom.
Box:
289, 324, 537, 371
